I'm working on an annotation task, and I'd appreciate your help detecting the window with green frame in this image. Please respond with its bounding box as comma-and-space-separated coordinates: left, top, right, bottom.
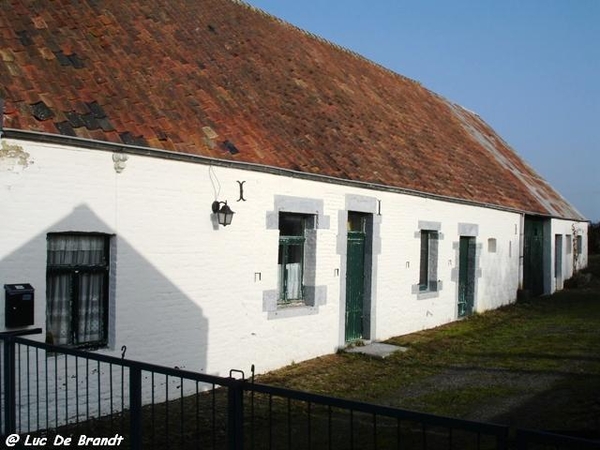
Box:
576, 235, 583, 255
46, 233, 110, 348
419, 230, 439, 292
278, 213, 311, 304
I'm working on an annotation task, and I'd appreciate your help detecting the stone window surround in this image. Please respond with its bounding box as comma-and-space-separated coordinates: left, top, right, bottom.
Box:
412, 221, 443, 299
263, 195, 330, 319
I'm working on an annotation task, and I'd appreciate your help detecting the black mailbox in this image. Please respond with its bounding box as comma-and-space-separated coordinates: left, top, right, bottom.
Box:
4, 284, 34, 328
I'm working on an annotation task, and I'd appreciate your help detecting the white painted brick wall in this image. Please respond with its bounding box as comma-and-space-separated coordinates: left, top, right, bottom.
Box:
548, 218, 589, 293
0, 137, 588, 431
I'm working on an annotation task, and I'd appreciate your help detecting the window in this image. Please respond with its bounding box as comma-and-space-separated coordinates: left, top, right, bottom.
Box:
419, 230, 438, 292
46, 233, 110, 347
488, 238, 497, 253
576, 235, 583, 255
566, 235, 572, 254
278, 214, 311, 304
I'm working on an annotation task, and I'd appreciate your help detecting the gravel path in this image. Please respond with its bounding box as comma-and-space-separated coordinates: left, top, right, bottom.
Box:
372, 357, 600, 434
387, 366, 563, 423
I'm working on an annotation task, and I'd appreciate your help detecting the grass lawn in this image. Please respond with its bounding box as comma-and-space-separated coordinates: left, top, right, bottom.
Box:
259, 255, 600, 435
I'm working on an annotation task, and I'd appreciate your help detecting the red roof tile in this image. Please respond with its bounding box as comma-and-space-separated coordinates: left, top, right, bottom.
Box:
0, 0, 584, 220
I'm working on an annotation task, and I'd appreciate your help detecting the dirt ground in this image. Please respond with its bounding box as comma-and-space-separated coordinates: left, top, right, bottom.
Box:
385, 364, 599, 434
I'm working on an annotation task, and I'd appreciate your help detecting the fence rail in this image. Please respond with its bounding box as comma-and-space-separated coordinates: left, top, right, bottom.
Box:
516, 429, 600, 450
1, 335, 598, 450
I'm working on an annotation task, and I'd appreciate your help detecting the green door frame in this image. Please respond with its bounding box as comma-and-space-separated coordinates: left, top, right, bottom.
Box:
523, 217, 545, 296
458, 236, 476, 317
345, 230, 365, 341
345, 212, 369, 342
554, 234, 563, 290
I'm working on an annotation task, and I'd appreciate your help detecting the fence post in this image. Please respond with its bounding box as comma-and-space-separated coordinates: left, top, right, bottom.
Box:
515, 429, 528, 450
497, 426, 510, 450
228, 379, 244, 450
3, 336, 16, 436
129, 366, 142, 450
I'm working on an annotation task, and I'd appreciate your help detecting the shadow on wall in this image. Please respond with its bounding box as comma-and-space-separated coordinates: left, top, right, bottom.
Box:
0, 204, 209, 372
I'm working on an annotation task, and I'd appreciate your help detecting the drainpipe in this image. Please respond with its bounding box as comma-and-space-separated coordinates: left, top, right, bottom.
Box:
0, 98, 4, 138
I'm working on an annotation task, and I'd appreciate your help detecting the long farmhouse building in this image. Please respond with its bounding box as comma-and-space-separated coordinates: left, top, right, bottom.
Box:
1, 0, 588, 382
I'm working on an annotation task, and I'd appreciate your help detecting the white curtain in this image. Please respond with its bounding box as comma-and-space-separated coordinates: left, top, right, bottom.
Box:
46, 273, 71, 345
278, 262, 302, 301
47, 235, 106, 345
286, 263, 302, 299
47, 235, 105, 266
77, 273, 104, 345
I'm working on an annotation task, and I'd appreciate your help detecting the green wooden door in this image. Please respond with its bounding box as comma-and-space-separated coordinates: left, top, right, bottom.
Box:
523, 217, 544, 296
458, 236, 476, 317
345, 230, 366, 341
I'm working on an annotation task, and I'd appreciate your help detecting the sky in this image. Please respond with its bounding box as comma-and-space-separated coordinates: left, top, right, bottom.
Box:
245, 0, 600, 222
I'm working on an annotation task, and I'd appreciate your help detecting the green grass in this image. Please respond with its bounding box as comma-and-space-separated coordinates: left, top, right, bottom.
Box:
259, 255, 600, 433
402, 385, 523, 418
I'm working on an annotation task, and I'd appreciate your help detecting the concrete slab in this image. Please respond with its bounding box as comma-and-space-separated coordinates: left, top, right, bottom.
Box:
345, 342, 408, 359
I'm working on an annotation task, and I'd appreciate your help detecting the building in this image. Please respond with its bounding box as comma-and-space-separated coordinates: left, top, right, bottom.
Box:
0, 0, 588, 380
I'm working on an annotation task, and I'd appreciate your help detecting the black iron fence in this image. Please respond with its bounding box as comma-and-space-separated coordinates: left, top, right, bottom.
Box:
1, 334, 598, 450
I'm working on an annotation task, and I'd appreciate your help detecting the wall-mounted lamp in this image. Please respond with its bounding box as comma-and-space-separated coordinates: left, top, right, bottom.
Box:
211, 201, 235, 227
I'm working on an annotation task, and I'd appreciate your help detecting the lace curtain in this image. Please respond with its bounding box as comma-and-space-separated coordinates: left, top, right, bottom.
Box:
46, 235, 106, 345
278, 262, 303, 301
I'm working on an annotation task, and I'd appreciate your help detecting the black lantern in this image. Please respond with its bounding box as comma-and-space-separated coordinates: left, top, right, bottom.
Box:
211, 201, 235, 226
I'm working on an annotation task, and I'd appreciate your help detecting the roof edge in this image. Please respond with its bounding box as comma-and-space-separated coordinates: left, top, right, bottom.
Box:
2, 128, 587, 222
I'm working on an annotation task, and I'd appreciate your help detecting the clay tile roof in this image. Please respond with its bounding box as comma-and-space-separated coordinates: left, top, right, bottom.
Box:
0, 0, 584, 220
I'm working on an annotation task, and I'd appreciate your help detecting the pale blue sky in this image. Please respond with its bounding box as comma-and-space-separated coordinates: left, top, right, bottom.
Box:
246, 0, 600, 221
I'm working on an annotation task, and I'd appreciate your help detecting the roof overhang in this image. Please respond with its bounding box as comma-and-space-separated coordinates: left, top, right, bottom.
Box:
2, 128, 588, 222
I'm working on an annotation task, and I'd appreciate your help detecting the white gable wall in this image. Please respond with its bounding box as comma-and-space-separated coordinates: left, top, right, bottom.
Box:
1, 138, 586, 379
